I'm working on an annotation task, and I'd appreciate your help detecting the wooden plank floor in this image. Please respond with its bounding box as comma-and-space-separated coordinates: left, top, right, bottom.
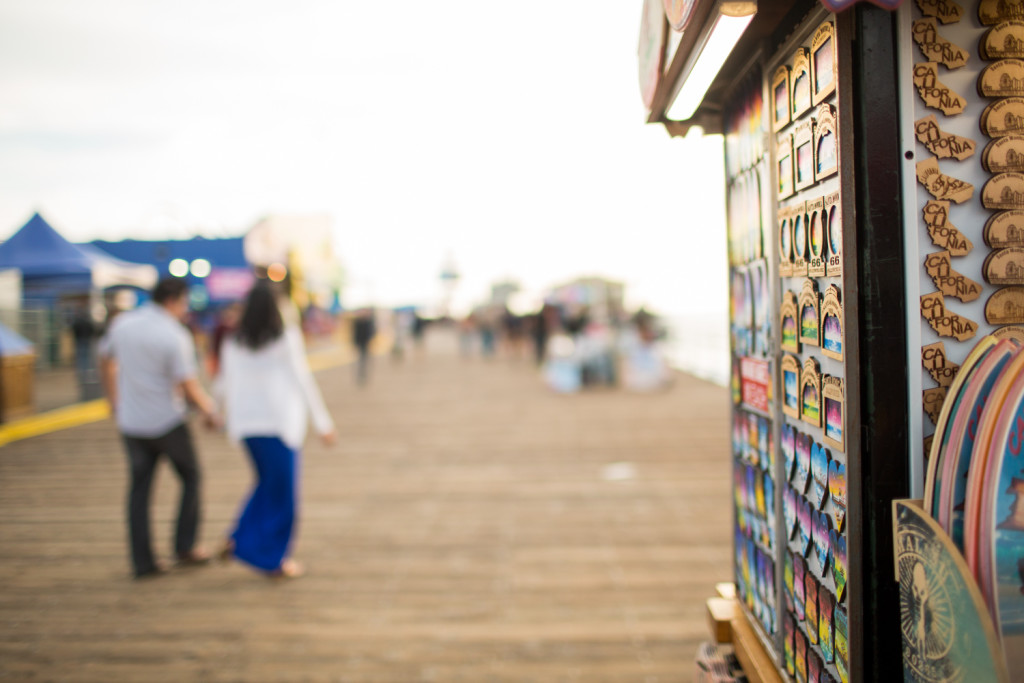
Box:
0, 329, 732, 682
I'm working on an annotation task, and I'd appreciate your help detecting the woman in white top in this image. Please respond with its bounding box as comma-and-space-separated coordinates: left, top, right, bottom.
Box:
219, 281, 336, 578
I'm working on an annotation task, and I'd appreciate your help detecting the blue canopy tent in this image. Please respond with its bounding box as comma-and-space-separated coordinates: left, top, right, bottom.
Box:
0, 213, 157, 304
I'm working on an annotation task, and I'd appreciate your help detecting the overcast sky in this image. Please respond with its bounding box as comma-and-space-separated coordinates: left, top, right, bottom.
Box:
0, 0, 727, 315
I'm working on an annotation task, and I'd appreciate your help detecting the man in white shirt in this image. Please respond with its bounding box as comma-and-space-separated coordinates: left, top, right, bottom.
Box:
100, 278, 220, 579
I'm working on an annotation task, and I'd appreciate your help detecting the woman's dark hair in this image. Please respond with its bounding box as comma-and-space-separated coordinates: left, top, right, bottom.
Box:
236, 281, 284, 349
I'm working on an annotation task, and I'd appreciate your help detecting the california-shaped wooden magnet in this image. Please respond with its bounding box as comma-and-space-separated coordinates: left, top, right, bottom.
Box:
799, 278, 821, 348
781, 289, 800, 353
801, 356, 823, 428
807, 196, 826, 277
923, 250, 983, 302
814, 103, 838, 180
794, 119, 815, 191
912, 18, 969, 68
778, 133, 794, 200
913, 62, 966, 115
981, 21, 1024, 60
825, 190, 842, 277
922, 201, 973, 255
791, 47, 812, 119
921, 291, 979, 341
986, 285, 1024, 323
922, 341, 960, 387
917, 157, 974, 203
983, 135, 1024, 172
811, 22, 837, 105
779, 206, 795, 277
980, 97, 1024, 137
980, 0, 1024, 25
982, 171, 1024, 209
984, 209, 1024, 247
923, 386, 949, 425
919, 0, 963, 24
782, 353, 801, 419
821, 284, 843, 362
984, 247, 1024, 284
772, 64, 791, 133
822, 375, 844, 452
915, 115, 976, 160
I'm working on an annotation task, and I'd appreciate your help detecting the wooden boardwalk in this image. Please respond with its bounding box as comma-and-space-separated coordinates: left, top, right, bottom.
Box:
0, 329, 731, 682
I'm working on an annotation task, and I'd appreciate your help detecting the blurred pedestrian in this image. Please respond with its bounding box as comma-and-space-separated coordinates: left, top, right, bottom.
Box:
218, 281, 336, 579
99, 277, 220, 579
352, 308, 376, 385
207, 302, 242, 377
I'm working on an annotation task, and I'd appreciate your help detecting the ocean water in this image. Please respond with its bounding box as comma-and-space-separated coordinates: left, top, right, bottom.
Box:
663, 312, 730, 387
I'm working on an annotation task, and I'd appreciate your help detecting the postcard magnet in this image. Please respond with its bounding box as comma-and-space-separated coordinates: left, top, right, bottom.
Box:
792, 203, 808, 276
792, 48, 812, 119
794, 119, 816, 191
797, 495, 812, 558
772, 65, 791, 133
822, 375, 845, 453
799, 279, 821, 348
782, 354, 802, 419
795, 431, 812, 494
810, 442, 829, 509
818, 589, 835, 664
805, 573, 819, 645
784, 485, 798, 541
795, 626, 808, 682
785, 613, 796, 676
779, 206, 795, 277
794, 553, 807, 621
801, 356, 823, 428
827, 459, 847, 531
782, 290, 800, 353
830, 526, 847, 603
821, 285, 844, 362
814, 104, 838, 180
779, 134, 795, 200
811, 22, 837, 105
835, 606, 849, 683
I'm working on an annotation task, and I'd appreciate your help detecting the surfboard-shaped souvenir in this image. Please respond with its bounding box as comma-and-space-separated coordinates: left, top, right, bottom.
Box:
938, 340, 1020, 548
924, 336, 1000, 517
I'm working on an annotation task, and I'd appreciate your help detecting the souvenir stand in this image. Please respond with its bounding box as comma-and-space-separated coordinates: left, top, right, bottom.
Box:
641, 0, 1024, 681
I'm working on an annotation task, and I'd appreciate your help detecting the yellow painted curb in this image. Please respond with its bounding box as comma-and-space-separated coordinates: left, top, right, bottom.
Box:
0, 399, 111, 448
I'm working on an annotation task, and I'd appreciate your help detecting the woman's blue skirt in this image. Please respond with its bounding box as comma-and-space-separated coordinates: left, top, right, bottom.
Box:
231, 436, 299, 572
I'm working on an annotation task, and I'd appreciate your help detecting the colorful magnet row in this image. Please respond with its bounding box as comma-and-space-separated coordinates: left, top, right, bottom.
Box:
732, 409, 774, 472
780, 355, 846, 452
735, 462, 776, 552
771, 21, 837, 133
727, 167, 765, 267
781, 281, 844, 363
778, 103, 839, 201
731, 260, 772, 359
735, 528, 778, 637
779, 196, 843, 279
785, 552, 850, 683
724, 69, 766, 181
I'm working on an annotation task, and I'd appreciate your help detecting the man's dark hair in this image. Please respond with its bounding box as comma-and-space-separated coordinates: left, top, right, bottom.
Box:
236, 280, 284, 349
152, 277, 189, 304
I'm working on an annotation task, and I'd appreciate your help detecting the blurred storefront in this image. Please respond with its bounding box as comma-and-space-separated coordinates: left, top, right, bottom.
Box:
640, 1, 1024, 681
